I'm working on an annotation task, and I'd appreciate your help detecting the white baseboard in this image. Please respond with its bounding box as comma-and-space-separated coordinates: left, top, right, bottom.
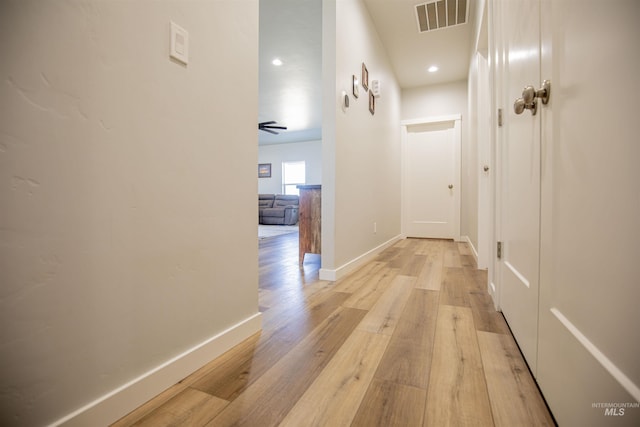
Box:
462, 235, 479, 266
51, 312, 262, 427
319, 234, 403, 281
488, 281, 498, 310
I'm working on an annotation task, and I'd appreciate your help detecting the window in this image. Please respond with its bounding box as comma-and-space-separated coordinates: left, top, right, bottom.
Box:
282, 161, 305, 195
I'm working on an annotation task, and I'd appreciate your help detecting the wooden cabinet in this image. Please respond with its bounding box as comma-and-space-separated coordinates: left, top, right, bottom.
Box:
297, 185, 321, 265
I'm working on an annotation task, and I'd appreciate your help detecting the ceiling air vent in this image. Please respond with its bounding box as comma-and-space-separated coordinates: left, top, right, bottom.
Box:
415, 0, 468, 33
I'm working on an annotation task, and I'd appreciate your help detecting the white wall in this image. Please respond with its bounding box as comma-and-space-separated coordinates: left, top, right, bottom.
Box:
258, 140, 322, 194
401, 80, 475, 247
322, 0, 402, 276
402, 80, 468, 121
0, 1, 260, 425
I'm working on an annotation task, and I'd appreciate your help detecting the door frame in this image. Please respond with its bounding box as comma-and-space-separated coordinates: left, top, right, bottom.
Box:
400, 115, 462, 241
489, 0, 506, 312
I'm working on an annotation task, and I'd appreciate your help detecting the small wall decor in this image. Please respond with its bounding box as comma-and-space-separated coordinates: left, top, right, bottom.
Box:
341, 90, 350, 112
370, 79, 380, 97
352, 75, 359, 98
361, 62, 369, 91
258, 163, 272, 178
369, 90, 375, 115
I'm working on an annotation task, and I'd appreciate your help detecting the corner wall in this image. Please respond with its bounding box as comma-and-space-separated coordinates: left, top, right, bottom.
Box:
0, 1, 260, 425
322, 0, 403, 277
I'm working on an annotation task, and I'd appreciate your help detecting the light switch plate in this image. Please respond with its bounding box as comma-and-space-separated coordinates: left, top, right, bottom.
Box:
370, 79, 380, 97
170, 21, 188, 64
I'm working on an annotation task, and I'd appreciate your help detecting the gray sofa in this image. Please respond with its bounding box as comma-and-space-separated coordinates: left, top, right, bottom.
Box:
259, 194, 299, 225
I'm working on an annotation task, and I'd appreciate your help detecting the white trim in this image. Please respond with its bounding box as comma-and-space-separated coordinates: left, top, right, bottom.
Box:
319, 268, 337, 281
319, 234, 403, 281
550, 308, 640, 402
49, 313, 262, 427
400, 114, 461, 126
462, 235, 479, 265
488, 281, 498, 309
504, 261, 531, 289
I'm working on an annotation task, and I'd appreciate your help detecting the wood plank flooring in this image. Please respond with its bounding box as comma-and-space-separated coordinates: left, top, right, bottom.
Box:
112, 233, 555, 427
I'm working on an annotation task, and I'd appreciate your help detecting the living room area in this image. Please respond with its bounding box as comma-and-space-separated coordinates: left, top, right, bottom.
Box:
257, 139, 322, 242
257, 141, 323, 289
258, 193, 299, 239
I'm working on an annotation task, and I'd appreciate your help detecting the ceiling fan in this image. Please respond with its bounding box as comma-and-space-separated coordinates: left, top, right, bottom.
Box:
258, 121, 287, 135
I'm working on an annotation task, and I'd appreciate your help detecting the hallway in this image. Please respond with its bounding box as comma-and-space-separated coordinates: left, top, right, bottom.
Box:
112, 234, 554, 426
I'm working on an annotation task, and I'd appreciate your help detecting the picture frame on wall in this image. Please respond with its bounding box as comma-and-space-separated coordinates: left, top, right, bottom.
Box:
258, 163, 271, 178
352, 74, 359, 98
369, 90, 375, 115
361, 63, 369, 91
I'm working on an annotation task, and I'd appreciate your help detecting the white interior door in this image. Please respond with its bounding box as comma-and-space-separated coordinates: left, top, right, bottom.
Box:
495, 1, 640, 424
535, 1, 640, 425
476, 51, 492, 270
497, 0, 541, 374
402, 117, 460, 240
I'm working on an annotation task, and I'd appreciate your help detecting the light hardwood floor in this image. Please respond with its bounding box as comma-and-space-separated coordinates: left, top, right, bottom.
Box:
112, 233, 555, 426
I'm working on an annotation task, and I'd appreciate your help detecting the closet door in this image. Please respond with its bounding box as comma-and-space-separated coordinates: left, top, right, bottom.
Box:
536, 1, 640, 425
496, 0, 640, 425
497, 0, 542, 374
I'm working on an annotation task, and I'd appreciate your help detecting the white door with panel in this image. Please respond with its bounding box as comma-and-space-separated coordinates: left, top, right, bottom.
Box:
402, 117, 460, 240
497, 0, 542, 374
496, 0, 640, 425
535, 1, 640, 425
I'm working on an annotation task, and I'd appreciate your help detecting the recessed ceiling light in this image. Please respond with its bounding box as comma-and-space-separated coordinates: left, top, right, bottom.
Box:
272, 58, 283, 66
428, 65, 439, 73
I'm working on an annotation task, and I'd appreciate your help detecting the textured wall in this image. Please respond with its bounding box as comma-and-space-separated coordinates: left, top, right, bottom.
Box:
0, 1, 259, 425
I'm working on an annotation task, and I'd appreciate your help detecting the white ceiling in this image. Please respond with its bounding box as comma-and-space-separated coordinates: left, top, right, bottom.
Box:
258, 0, 475, 145
258, 0, 323, 145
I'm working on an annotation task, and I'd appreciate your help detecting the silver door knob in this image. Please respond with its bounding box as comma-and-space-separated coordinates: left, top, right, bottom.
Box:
514, 97, 537, 115
523, 80, 551, 105
514, 98, 525, 115
514, 80, 550, 116
448, 184, 453, 189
